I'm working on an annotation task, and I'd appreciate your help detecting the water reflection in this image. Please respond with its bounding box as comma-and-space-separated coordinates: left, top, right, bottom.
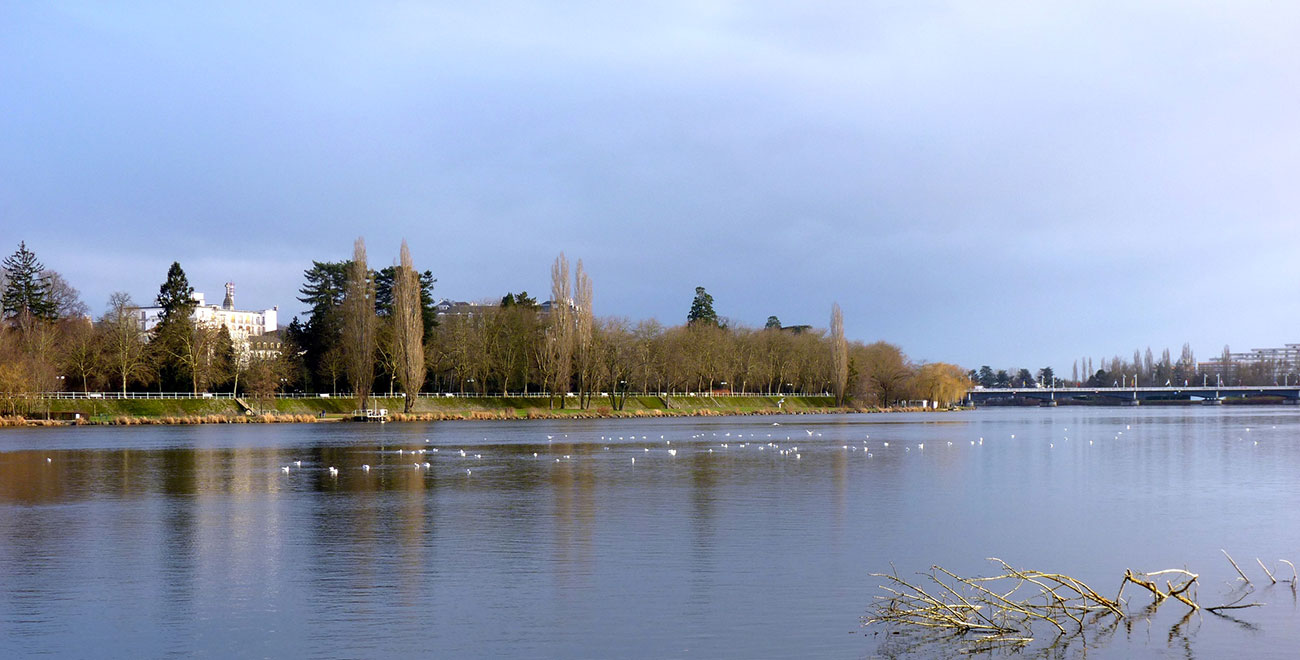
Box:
3, 409, 1300, 657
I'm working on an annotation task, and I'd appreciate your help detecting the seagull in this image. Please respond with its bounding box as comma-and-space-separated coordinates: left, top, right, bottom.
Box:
423, 462, 431, 468
328, 466, 338, 476
281, 466, 290, 473
362, 464, 370, 471
46, 457, 52, 463
668, 449, 677, 456
293, 460, 302, 467
413, 463, 421, 469
806, 430, 814, 436
466, 469, 472, 475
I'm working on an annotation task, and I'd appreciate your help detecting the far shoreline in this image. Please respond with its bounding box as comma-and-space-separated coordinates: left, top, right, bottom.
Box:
0, 402, 953, 428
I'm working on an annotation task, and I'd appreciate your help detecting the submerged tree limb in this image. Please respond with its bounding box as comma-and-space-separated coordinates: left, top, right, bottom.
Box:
864, 556, 1274, 648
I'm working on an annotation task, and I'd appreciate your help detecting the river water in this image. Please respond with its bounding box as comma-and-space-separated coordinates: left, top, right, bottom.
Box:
2, 407, 1300, 658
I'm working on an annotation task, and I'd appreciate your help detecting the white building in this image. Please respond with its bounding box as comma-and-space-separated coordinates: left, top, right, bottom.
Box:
138, 283, 278, 340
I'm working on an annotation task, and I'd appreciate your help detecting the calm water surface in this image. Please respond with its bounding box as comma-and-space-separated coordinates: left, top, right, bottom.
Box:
3, 407, 1300, 658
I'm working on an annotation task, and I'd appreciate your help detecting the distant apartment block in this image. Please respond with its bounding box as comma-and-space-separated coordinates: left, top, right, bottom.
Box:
1197, 343, 1300, 380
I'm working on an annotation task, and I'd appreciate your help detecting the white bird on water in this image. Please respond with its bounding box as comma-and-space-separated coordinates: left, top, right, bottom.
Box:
806, 430, 814, 436
328, 466, 338, 476
281, 466, 290, 473
362, 464, 370, 471
294, 460, 302, 467
668, 449, 677, 456
423, 462, 431, 468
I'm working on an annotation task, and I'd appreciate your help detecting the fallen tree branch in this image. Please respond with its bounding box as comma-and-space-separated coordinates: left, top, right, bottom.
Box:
1223, 550, 1251, 584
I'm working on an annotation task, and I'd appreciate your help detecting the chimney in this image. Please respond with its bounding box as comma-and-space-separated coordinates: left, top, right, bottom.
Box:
223, 282, 235, 310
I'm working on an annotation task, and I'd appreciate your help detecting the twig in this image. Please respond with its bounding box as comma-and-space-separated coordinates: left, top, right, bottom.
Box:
1279, 559, 1296, 584
1223, 550, 1251, 584
1207, 588, 1262, 613
1256, 558, 1276, 584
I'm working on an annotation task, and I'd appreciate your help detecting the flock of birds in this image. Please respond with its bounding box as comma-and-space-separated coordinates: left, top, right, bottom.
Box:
36, 422, 1281, 474
254, 419, 1288, 482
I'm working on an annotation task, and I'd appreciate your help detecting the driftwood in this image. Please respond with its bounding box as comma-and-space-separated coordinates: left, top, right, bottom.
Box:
866, 554, 1277, 648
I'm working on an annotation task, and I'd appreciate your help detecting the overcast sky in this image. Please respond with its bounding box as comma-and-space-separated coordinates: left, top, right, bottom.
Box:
3, 1, 1298, 373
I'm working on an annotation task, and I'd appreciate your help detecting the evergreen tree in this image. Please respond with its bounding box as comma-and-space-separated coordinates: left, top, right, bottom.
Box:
374, 265, 437, 339
155, 262, 196, 323
686, 286, 718, 327
1, 241, 55, 321
152, 262, 197, 390
296, 261, 350, 392
765, 315, 782, 330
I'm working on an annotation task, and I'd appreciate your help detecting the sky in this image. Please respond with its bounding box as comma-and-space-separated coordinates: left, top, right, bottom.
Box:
3, 1, 1299, 374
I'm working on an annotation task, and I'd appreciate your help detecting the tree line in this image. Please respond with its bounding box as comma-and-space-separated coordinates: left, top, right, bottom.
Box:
0, 239, 971, 415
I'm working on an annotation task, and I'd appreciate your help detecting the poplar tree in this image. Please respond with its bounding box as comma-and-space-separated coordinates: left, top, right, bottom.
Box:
392, 240, 424, 413
830, 302, 848, 406
542, 253, 572, 408
573, 260, 594, 408
342, 238, 376, 411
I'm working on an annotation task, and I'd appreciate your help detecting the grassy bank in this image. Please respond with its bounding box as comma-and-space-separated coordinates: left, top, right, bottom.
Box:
0, 394, 917, 426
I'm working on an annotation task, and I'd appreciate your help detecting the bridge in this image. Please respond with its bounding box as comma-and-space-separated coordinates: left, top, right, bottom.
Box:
966, 385, 1300, 407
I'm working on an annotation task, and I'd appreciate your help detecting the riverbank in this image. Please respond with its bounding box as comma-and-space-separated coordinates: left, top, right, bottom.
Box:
0, 395, 944, 427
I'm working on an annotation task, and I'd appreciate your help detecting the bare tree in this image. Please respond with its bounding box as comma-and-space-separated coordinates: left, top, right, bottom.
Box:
855, 341, 911, 407
59, 316, 100, 391
573, 259, 595, 408
42, 270, 89, 319
392, 240, 425, 412
342, 238, 376, 411
542, 253, 572, 408
830, 302, 848, 406
101, 292, 152, 394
